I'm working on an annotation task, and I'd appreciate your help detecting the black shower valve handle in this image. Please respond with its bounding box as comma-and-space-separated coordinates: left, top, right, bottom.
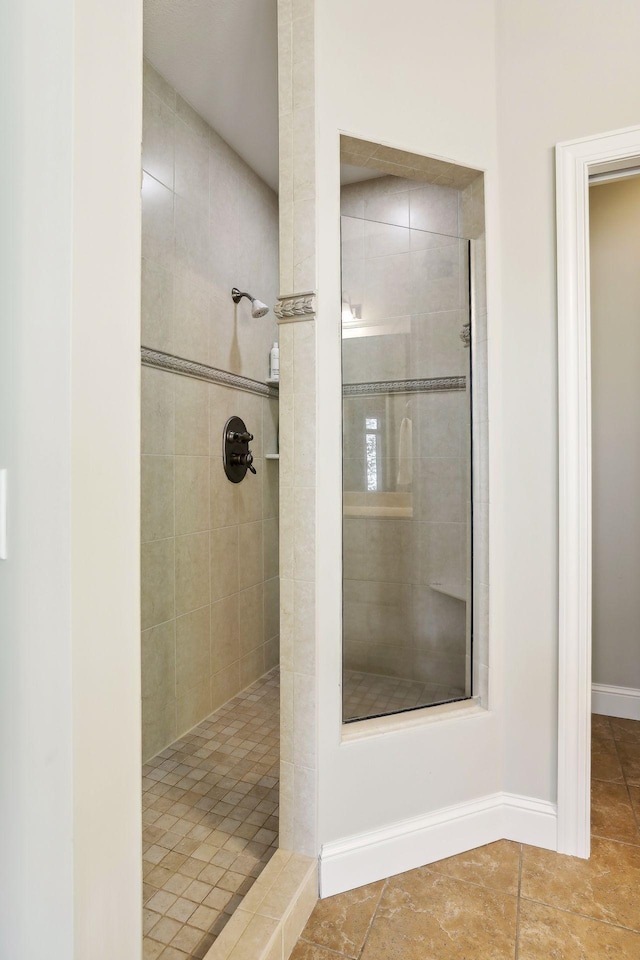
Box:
227, 429, 254, 444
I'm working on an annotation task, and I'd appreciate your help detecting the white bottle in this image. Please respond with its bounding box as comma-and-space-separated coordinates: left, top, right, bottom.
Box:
269, 341, 280, 381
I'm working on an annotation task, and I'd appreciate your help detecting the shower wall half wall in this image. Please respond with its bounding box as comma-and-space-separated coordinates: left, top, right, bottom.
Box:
140, 62, 280, 762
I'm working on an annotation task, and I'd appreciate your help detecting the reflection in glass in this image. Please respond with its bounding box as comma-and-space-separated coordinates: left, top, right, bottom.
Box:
341, 211, 473, 722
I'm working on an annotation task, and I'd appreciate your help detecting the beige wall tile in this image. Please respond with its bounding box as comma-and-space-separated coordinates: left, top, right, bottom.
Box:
142, 366, 175, 455
174, 118, 209, 207
210, 455, 239, 529
292, 16, 314, 112
176, 678, 211, 736
238, 466, 263, 524
211, 661, 241, 712
264, 635, 279, 672
293, 580, 315, 675
142, 173, 174, 270
263, 517, 279, 582
294, 765, 316, 858
280, 668, 294, 764
142, 455, 175, 543
142, 86, 174, 190
141, 537, 175, 629
293, 488, 315, 582
141, 258, 173, 353
175, 531, 210, 616
238, 521, 264, 591
239, 583, 265, 656
210, 524, 239, 601
173, 268, 210, 364
175, 376, 209, 456
263, 460, 280, 520
264, 576, 280, 643
141, 67, 281, 754
293, 673, 316, 769
142, 694, 177, 763
143, 60, 176, 109
176, 604, 211, 699
211, 594, 240, 674
240, 646, 265, 689
175, 456, 210, 536
142, 620, 176, 703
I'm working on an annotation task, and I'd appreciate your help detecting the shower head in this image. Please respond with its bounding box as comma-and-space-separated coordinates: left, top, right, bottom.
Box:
231, 287, 269, 319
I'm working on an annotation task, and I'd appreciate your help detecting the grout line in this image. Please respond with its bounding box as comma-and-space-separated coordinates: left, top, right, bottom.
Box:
358, 878, 389, 960
519, 895, 640, 936
514, 843, 523, 960
298, 938, 352, 959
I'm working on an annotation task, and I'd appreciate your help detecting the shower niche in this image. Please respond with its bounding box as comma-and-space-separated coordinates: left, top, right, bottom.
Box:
340, 136, 487, 723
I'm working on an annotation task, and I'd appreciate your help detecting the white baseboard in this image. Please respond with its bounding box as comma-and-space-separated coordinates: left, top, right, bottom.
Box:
319, 792, 557, 898
592, 683, 640, 721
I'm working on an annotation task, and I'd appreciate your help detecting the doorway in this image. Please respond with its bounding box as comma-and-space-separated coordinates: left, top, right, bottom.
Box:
556, 126, 640, 858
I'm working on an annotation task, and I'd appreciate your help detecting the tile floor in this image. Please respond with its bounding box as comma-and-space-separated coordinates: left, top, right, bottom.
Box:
292, 713, 640, 959
141, 669, 279, 960
343, 669, 465, 721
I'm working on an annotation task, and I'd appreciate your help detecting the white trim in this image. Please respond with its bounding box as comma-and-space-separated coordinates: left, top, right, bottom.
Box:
319, 793, 557, 898
556, 125, 640, 859
592, 684, 640, 721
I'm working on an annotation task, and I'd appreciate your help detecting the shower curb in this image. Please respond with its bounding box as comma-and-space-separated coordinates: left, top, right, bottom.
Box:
204, 850, 317, 960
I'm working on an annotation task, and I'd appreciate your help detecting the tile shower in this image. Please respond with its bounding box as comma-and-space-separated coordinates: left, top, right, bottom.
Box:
140, 60, 281, 957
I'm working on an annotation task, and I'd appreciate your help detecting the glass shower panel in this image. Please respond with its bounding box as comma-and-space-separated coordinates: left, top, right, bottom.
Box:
341, 214, 473, 722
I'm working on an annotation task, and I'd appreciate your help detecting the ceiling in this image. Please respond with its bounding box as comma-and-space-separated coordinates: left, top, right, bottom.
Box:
144, 0, 280, 191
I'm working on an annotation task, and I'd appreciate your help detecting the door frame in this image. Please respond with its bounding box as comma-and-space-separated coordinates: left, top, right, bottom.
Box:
556, 125, 640, 857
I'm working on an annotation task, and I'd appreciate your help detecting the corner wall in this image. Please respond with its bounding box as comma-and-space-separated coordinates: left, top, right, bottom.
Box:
315, 0, 504, 855
496, 0, 640, 802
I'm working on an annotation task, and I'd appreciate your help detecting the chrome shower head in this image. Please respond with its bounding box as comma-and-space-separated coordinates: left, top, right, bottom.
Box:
231, 287, 269, 319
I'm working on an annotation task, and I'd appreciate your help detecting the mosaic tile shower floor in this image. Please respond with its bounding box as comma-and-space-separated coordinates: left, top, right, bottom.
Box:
142, 669, 279, 960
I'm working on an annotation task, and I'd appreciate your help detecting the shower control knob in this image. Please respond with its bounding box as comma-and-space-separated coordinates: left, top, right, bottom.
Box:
223, 416, 256, 483
227, 429, 253, 444
230, 451, 256, 474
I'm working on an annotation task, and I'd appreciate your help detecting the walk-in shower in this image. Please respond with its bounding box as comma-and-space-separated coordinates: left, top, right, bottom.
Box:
340, 170, 475, 722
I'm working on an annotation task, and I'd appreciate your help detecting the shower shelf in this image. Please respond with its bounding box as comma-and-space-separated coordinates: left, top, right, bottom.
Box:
429, 581, 467, 602
265, 454, 280, 460
265, 377, 280, 386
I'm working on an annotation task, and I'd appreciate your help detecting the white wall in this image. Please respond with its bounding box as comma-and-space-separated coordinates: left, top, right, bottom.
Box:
315, 0, 503, 847
496, 0, 640, 803
590, 177, 640, 691
1, 0, 143, 955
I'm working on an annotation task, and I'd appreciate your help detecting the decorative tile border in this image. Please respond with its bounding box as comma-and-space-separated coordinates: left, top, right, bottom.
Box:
274, 292, 317, 323
343, 376, 466, 397
141, 347, 279, 398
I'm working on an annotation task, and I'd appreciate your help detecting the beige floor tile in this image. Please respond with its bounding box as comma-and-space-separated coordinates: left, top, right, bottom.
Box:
591, 780, 640, 845
518, 899, 640, 959
592, 713, 614, 740
360, 868, 517, 960
628, 785, 640, 820
521, 837, 640, 931
300, 880, 385, 958
591, 736, 624, 782
290, 943, 345, 960
617, 741, 640, 785
428, 839, 520, 895
611, 717, 640, 743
